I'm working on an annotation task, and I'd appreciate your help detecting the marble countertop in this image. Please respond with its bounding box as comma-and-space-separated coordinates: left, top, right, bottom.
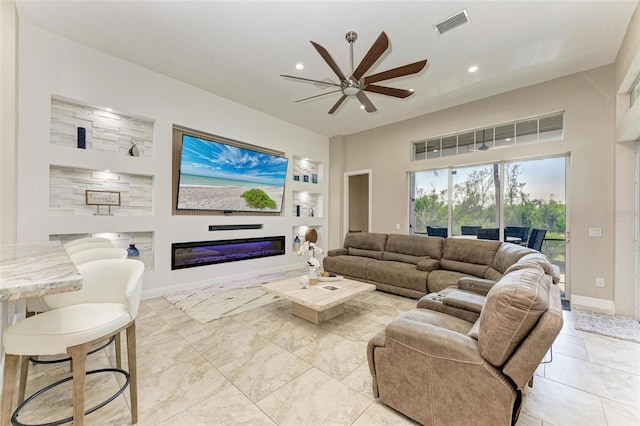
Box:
0, 241, 82, 301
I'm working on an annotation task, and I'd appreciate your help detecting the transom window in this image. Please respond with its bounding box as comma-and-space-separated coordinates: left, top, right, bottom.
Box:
411, 112, 564, 162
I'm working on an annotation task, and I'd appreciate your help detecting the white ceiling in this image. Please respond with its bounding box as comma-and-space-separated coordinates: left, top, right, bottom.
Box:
16, 0, 639, 137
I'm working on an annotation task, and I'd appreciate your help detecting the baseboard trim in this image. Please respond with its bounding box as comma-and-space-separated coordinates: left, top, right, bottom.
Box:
570, 295, 615, 314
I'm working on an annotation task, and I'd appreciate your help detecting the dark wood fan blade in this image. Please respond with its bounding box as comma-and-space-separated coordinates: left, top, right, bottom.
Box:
351, 31, 389, 81
328, 95, 347, 114
364, 59, 428, 85
356, 92, 377, 113
310, 41, 347, 81
295, 90, 342, 103
364, 85, 414, 98
280, 75, 340, 87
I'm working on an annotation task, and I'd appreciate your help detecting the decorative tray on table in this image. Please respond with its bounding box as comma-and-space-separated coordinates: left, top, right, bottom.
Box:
317, 275, 343, 282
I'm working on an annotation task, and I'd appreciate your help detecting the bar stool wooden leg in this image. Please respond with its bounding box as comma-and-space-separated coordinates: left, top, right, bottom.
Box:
126, 322, 138, 424
18, 354, 30, 404
115, 332, 122, 369
1, 354, 20, 426
67, 342, 89, 426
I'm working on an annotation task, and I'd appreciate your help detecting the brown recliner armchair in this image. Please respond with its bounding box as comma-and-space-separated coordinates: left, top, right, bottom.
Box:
367, 265, 563, 426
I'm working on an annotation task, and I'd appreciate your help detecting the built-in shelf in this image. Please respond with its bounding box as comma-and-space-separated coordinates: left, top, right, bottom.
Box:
290, 155, 325, 259
50, 231, 155, 270
51, 96, 154, 158
48, 96, 156, 271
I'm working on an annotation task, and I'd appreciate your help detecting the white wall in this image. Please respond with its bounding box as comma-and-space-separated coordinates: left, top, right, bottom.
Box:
17, 23, 329, 298
1, 0, 17, 244
614, 4, 640, 318
335, 65, 620, 313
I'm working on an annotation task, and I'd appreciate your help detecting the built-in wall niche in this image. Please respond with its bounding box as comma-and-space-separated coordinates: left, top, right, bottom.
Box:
49, 166, 153, 216
50, 231, 154, 270
50, 96, 154, 158
292, 225, 323, 255
292, 191, 322, 218
292, 156, 322, 184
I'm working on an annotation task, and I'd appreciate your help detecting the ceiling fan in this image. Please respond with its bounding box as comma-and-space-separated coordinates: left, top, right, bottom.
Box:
281, 31, 428, 114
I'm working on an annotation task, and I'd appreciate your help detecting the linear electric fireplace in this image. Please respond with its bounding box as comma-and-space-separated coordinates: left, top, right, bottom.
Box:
171, 236, 286, 270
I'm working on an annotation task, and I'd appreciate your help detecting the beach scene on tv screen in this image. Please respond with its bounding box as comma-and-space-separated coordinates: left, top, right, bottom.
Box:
177, 135, 288, 212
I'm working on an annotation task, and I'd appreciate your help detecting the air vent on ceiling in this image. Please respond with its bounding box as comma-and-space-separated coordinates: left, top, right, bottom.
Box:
435, 10, 469, 36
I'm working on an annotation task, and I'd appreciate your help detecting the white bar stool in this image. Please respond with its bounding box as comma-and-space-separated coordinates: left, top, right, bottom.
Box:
63, 238, 112, 249
1, 259, 144, 426
65, 242, 116, 256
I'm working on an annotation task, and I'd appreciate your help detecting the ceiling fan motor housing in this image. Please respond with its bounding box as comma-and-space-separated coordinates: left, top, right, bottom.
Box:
341, 79, 361, 96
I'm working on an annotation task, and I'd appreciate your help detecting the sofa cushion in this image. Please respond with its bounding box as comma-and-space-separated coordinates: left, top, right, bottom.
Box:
385, 234, 444, 260
443, 238, 501, 266
348, 247, 384, 260
392, 308, 473, 336
478, 265, 550, 367
516, 253, 556, 279
417, 289, 481, 324
327, 248, 348, 256
427, 269, 469, 293
440, 239, 501, 278
491, 243, 535, 274
343, 232, 388, 251
366, 261, 428, 293
439, 259, 490, 278
322, 255, 374, 280
416, 258, 440, 272
382, 251, 428, 265
484, 267, 503, 281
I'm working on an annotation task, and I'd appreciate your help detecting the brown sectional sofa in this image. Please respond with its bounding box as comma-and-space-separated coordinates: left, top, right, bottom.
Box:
367, 263, 563, 425
323, 232, 558, 299
324, 232, 563, 425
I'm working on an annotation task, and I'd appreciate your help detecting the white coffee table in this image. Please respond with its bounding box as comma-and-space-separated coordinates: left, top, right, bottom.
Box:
261, 276, 375, 324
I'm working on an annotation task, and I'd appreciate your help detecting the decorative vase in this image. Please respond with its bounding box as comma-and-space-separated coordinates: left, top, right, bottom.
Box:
308, 266, 318, 285
127, 244, 140, 258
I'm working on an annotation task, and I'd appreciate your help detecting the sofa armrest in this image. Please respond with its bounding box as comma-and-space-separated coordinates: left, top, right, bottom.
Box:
416, 258, 440, 272
384, 316, 483, 364
327, 248, 348, 256
443, 291, 486, 314
457, 277, 497, 296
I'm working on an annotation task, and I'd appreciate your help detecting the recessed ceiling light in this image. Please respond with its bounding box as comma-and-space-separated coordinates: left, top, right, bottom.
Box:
360, 105, 365, 110
468, 65, 479, 73
295, 63, 304, 70
505, 138, 512, 142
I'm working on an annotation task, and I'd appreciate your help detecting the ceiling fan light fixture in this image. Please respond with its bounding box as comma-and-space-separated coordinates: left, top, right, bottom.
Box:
343, 86, 360, 96
468, 65, 478, 73
295, 63, 304, 70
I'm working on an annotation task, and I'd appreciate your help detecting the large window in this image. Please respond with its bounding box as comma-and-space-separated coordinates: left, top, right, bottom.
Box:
411, 156, 567, 286
412, 168, 448, 233
451, 164, 499, 235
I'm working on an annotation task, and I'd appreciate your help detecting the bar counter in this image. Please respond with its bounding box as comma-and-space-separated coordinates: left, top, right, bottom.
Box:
0, 240, 81, 301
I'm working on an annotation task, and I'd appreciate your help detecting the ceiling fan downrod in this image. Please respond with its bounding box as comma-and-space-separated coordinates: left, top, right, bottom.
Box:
344, 31, 361, 96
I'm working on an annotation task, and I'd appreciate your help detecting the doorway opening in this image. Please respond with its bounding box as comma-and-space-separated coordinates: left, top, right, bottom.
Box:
344, 170, 372, 237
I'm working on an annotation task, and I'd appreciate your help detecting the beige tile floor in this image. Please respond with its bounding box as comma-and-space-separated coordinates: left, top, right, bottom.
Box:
12, 292, 640, 425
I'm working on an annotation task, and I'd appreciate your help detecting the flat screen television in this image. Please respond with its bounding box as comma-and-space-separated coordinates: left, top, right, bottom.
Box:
177, 134, 288, 213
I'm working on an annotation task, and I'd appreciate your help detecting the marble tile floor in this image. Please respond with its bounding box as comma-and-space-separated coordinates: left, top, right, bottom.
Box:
11, 292, 640, 425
